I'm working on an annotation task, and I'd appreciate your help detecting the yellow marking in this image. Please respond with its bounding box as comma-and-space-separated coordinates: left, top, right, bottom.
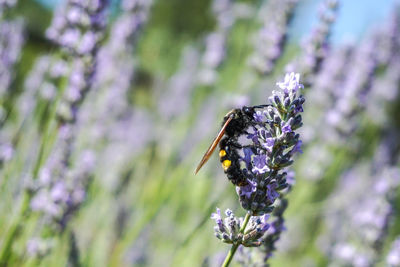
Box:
219, 150, 226, 158
222, 160, 231, 171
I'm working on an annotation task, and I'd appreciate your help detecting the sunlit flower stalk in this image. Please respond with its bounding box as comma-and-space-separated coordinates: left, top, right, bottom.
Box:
323, 32, 377, 144
236, 73, 304, 215
211, 73, 305, 266
0, 8, 24, 105
197, 0, 235, 85
249, 0, 297, 75
374, 10, 400, 67
300, 44, 353, 144
157, 46, 200, 121
47, 0, 108, 125
0, 0, 24, 168
287, 0, 339, 87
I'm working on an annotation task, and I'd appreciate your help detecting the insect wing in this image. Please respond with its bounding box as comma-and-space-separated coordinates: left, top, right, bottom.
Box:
194, 116, 233, 174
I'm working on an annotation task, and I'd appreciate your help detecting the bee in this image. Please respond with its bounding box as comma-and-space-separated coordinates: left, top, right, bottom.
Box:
195, 105, 269, 186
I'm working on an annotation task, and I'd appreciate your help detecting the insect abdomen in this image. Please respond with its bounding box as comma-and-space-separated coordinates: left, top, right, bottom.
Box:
219, 138, 248, 186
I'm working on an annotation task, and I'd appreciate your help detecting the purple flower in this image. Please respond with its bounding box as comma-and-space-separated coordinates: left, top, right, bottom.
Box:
214, 72, 304, 259
30, 191, 61, 217
294, 101, 304, 113
236, 72, 304, 216
249, 0, 298, 74
225, 209, 233, 217
268, 218, 286, 235
25, 0, 109, 243
247, 130, 260, 145
211, 208, 223, 226
260, 214, 270, 232
26, 238, 50, 258
158, 47, 199, 120
202, 32, 226, 68
211, 207, 270, 247
387, 238, 400, 266
196, 0, 235, 86
262, 137, 275, 152
291, 0, 339, 83
0, 16, 24, 98
50, 181, 69, 203
281, 122, 292, 133
0, 142, 13, 162
78, 31, 97, 54
59, 28, 80, 48
292, 140, 303, 154
276, 72, 304, 93
242, 147, 254, 170
252, 154, 269, 174
236, 179, 257, 199
266, 183, 279, 203
286, 171, 296, 187
253, 110, 264, 122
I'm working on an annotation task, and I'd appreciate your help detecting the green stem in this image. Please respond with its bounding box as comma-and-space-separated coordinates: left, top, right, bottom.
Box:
0, 124, 51, 264
221, 212, 252, 267
0, 66, 65, 264
0, 191, 30, 265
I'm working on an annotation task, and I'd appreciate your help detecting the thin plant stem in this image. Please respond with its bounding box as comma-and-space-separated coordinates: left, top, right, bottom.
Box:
0, 122, 56, 264
221, 212, 252, 267
0, 65, 66, 264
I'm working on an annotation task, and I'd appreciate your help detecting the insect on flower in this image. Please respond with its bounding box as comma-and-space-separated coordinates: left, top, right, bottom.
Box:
195, 105, 270, 186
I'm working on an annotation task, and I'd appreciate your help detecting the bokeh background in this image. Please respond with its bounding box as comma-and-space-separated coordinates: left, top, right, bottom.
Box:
0, 0, 400, 266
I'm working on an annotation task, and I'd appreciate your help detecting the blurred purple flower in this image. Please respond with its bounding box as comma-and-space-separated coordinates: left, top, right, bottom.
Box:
211, 208, 223, 228
387, 238, 400, 266
249, 0, 297, 74
281, 122, 292, 134
158, 46, 199, 120
236, 179, 257, 199
287, 0, 339, 86
0, 7, 24, 99
197, 0, 235, 85
292, 140, 303, 154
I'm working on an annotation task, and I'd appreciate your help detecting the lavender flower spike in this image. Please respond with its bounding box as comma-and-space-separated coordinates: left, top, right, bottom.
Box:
212, 73, 305, 267
237, 72, 305, 215
211, 208, 270, 247
249, 0, 298, 74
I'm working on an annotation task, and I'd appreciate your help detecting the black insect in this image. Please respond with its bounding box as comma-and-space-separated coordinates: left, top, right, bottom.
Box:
195, 105, 269, 186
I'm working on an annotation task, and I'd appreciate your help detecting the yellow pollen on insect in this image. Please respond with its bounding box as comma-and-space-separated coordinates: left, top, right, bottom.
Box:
219, 150, 227, 158
222, 160, 231, 171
